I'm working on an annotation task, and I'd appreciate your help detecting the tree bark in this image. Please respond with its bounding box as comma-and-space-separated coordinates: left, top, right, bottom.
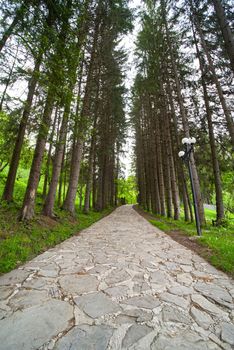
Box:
192, 3, 234, 148
20, 89, 54, 220
0, 1, 27, 52
2, 58, 41, 202
192, 22, 225, 222
212, 0, 234, 72
163, 9, 205, 224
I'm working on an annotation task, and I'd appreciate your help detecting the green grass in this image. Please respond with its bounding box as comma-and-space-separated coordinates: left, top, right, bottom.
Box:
147, 208, 234, 276
0, 167, 114, 274
0, 203, 113, 274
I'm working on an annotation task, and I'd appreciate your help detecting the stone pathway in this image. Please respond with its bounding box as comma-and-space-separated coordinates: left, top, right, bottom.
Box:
0, 205, 234, 350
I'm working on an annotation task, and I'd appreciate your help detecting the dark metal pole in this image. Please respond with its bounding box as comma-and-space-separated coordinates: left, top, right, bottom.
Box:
187, 145, 202, 236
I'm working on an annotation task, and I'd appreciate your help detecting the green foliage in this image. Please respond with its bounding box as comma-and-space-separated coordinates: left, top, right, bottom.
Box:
116, 176, 137, 204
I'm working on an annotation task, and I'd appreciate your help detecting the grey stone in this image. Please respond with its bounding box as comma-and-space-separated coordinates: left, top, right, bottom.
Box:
190, 306, 213, 329
221, 322, 234, 345
74, 292, 120, 318
123, 308, 153, 322
38, 263, 59, 277
168, 285, 193, 296
105, 269, 130, 285
194, 282, 233, 309
160, 292, 189, 309
162, 305, 191, 324
122, 324, 153, 348
74, 307, 94, 325
9, 289, 50, 310
105, 285, 129, 298
0, 286, 13, 300
0, 269, 30, 286
54, 325, 114, 350
0, 299, 73, 350
114, 314, 137, 324
150, 270, 169, 283
177, 273, 193, 285
122, 295, 160, 309
151, 330, 219, 350
191, 294, 227, 317
59, 274, 98, 295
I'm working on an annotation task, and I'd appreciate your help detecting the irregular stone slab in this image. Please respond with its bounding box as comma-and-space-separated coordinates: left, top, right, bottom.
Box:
150, 270, 169, 283
122, 295, 160, 309
192, 271, 214, 281
151, 330, 219, 350
23, 277, 53, 290
221, 322, 234, 345
122, 324, 153, 348
122, 308, 153, 322
190, 306, 213, 329
74, 292, 120, 318
162, 305, 191, 324
191, 294, 227, 317
177, 273, 193, 285
105, 269, 131, 285
160, 292, 189, 309
59, 274, 98, 295
37, 263, 59, 277
194, 282, 233, 309
168, 285, 193, 296
0, 302, 12, 320
0, 269, 30, 286
74, 307, 94, 326
114, 314, 137, 324
0, 286, 13, 300
54, 324, 114, 350
8, 289, 50, 310
0, 299, 73, 350
105, 285, 129, 298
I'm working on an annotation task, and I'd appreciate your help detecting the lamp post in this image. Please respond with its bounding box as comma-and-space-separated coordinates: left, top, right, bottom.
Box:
179, 137, 202, 236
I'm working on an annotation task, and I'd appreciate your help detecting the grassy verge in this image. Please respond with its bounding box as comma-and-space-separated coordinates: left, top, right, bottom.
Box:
0, 201, 113, 274
139, 206, 234, 276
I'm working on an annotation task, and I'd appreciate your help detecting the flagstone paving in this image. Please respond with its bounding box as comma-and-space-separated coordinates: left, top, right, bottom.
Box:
0, 205, 234, 349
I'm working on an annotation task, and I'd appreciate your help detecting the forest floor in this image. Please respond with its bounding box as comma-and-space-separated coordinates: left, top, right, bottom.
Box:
134, 205, 234, 278
0, 205, 234, 349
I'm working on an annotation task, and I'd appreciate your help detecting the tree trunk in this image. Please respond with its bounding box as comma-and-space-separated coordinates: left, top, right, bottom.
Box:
0, 44, 19, 110
192, 23, 225, 222
0, 1, 27, 52
63, 139, 83, 214
43, 100, 71, 216
163, 12, 205, 224
193, 3, 234, 148
42, 107, 59, 199
2, 58, 41, 202
20, 89, 54, 220
83, 123, 96, 214
212, 0, 234, 72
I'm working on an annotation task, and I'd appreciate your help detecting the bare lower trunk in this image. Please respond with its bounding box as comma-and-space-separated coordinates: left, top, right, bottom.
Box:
63, 140, 83, 214
43, 103, 70, 217
42, 108, 59, 199
20, 90, 54, 220
83, 136, 95, 214
2, 58, 41, 202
